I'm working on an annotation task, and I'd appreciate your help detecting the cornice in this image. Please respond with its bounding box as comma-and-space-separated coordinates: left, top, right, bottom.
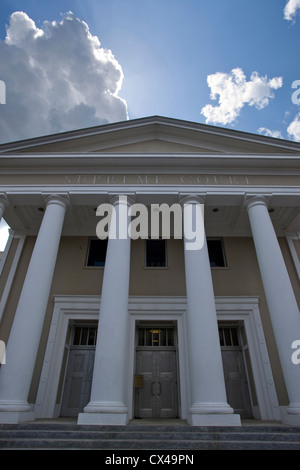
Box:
0, 115, 300, 154
0, 153, 299, 175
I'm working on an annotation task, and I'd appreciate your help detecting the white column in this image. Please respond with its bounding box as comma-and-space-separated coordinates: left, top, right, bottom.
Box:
245, 196, 300, 425
78, 195, 132, 425
0, 195, 68, 423
182, 196, 240, 426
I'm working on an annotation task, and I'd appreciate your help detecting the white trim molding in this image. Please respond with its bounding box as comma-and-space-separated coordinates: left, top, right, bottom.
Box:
285, 233, 300, 283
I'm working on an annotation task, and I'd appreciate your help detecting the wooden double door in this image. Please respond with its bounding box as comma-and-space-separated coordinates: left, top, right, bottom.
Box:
134, 349, 179, 419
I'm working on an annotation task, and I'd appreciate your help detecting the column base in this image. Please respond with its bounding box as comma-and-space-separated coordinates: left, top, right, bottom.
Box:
77, 401, 128, 426
0, 401, 35, 423
281, 404, 300, 425
188, 403, 241, 426
0, 411, 35, 424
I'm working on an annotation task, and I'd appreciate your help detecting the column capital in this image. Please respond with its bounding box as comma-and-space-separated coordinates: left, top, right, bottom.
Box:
109, 194, 135, 207
243, 195, 270, 211
179, 194, 205, 206
44, 194, 70, 210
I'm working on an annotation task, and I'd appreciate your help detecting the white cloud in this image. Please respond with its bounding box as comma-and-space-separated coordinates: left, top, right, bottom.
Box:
0, 11, 128, 143
287, 114, 300, 141
284, 0, 300, 21
201, 68, 283, 125
258, 127, 283, 139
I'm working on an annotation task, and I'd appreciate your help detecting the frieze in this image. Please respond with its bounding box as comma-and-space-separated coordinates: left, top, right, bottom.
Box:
63, 174, 250, 185
0, 173, 299, 186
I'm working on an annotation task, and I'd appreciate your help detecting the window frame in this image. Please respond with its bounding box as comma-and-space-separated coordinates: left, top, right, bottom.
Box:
85, 237, 108, 267
144, 239, 168, 268
207, 237, 227, 268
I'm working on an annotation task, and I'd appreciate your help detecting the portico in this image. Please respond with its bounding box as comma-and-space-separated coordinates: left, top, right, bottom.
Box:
0, 116, 299, 426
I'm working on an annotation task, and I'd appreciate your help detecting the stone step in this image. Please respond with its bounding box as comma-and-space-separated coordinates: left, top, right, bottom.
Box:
2, 428, 300, 442
1, 423, 300, 450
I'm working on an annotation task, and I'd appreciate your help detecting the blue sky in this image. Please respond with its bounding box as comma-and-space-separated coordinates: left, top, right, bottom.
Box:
0, 0, 300, 247
0, 0, 300, 141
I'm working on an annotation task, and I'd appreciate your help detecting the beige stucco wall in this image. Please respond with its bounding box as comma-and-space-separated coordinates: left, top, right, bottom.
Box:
1, 234, 300, 406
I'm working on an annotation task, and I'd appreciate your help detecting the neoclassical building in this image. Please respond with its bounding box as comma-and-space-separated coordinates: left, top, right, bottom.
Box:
0, 116, 299, 426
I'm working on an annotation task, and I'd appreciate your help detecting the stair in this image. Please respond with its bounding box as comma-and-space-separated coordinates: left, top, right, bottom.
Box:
1, 422, 300, 450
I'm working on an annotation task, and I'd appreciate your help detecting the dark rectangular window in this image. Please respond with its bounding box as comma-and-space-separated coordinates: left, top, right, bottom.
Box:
86, 239, 107, 266
219, 327, 239, 347
207, 239, 227, 267
138, 327, 174, 347
73, 326, 98, 346
145, 239, 167, 267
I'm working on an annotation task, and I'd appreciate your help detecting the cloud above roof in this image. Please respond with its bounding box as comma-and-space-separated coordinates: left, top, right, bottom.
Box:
284, 0, 300, 21
0, 11, 128, 143
201, 68, 283, 126
287, 114, 300, 141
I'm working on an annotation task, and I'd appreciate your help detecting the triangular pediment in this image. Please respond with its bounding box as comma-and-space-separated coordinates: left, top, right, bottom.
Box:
0, 116, 299, 155
90, 138, 219, 154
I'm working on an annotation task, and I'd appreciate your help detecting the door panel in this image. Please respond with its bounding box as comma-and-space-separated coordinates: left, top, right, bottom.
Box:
135, 350, 155, 418
158, 351, 178, 418
61, 348, 95, 417
222, 349, 252, 418
135, 350, 178, 419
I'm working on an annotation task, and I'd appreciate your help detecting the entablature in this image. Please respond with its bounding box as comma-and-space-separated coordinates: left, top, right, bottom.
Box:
1, 188, 299, 238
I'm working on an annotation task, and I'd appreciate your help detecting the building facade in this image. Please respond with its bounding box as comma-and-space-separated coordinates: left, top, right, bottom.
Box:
0, 116, 299, 426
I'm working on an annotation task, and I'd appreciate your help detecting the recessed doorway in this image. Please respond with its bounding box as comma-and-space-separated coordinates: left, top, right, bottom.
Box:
134, 322, 179, 419
61, 324, 97, 417
219, 324, 253, 418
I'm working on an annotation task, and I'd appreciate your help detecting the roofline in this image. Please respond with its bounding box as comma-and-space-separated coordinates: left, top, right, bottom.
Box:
0, 115, 300, 153
0, 153, 299, 175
